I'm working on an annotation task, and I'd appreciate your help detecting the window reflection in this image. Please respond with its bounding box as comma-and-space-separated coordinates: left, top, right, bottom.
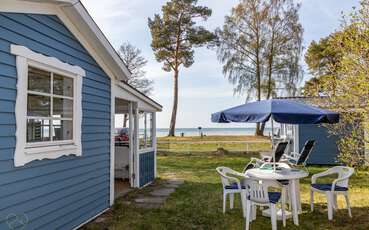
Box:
27, 119, 50, 142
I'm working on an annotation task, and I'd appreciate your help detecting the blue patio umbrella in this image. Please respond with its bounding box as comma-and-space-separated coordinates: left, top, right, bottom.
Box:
211, 99, 339, 124
211, 99, 339, 170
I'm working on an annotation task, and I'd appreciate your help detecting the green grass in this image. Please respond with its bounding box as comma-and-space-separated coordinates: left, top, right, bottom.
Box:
84, 137, 369, 230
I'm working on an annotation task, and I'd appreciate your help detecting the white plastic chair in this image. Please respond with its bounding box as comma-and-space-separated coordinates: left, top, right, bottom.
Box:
244, 179, 286, 230
216, 167, 246, 215
310, 166, 354, 220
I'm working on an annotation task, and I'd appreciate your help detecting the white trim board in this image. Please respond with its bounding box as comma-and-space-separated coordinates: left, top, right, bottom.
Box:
114, 81, 162, 112
109, 79, 115, 206
11, 45, 85, 76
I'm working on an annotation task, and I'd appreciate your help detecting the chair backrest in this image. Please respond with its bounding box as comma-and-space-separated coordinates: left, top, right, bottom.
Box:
216, 166, 239, 187
242, 162, 255, 173
271, 141, 288, 162
335, 166, 354, 188
244, 179, 270, 204
296, 140, 315, 165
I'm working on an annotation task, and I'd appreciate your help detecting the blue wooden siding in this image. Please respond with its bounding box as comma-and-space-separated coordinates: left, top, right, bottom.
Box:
139, 151, 155, 187
299, 124, 339, 165
0, 13, 111, 230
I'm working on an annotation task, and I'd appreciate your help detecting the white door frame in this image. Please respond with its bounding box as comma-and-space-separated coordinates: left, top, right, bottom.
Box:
110, 85, 115, 206
110, 98, 140, 205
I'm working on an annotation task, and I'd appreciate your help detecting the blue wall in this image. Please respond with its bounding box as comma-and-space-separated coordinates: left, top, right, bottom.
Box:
299, 124, 339, 165
139, 151, 155, 187
0, 13, 111, 229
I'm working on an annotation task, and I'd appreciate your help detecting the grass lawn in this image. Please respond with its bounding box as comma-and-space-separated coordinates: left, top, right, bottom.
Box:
84, 136, 369, 230
157, 135, 271, 153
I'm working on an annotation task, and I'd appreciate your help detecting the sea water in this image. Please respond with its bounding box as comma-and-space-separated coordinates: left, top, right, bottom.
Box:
156, 127, 273, 137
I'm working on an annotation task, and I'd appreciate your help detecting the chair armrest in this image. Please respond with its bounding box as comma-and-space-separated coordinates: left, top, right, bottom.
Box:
289, 152, 300, 158
284, 154, 298, 161
311, 170, 336, 184
249, 157, 266, 167
225, 174, 244, 190
250, 157, 262, 162
331, 175, 351, 192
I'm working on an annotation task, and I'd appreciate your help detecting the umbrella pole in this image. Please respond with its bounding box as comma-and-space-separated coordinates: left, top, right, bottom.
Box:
271, 119, 276, 172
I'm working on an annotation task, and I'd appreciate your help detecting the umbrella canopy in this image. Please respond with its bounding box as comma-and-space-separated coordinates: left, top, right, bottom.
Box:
211, 99, 339, 124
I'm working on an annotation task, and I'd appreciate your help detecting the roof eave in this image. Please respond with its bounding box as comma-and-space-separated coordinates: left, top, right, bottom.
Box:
60, 2, 130, 81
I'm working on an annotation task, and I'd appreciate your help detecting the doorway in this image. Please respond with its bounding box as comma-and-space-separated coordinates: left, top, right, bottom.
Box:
114, 98, 134, 198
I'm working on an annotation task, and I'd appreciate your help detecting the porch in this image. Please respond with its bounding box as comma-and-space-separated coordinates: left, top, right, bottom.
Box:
111, 81, 161, 203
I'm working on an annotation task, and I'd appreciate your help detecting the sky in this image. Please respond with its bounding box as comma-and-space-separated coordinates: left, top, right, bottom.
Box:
81, 0, 359, 129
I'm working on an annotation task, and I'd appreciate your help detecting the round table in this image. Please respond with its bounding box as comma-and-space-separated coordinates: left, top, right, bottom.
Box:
245, 167, 308, 226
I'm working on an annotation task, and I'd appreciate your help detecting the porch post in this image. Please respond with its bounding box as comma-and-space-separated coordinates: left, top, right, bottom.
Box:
128, 102, 135, 187
152, 112, 157, 178
134, 103, 140, 187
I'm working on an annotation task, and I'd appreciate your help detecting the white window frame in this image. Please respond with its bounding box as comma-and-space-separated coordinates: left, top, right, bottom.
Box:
11, 45, 85, 167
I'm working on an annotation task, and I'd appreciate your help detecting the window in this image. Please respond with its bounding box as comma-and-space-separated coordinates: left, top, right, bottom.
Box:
11, 45, 85, 167
27, 67, 74, 144
139, 112, 153, 150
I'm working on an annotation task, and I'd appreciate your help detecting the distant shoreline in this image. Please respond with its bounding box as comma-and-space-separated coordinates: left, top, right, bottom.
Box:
156, 127, 273, 137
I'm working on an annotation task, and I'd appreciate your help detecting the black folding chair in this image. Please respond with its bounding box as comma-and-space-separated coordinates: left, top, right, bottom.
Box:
287, 140, 316, 166
243, 141, 289, 172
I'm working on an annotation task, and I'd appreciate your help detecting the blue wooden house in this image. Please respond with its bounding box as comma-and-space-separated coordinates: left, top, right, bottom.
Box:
0, 0, 162, 229
277, 97, 341, 165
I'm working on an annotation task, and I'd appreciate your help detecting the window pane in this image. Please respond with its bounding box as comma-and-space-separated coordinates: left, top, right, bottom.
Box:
28, 67, 51, 93
53, 98, 73, 118
146, 113, 153, 147
52, 120, 73, 141
27, 119, 50, 142
139, 112, 145, 149
53, 74, 73, 97
139, 112, 153, 149
27, 94, 51, 117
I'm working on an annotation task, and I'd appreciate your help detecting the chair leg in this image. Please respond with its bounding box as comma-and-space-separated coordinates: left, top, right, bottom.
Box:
240, 191, 247, 218
344, 193, 352, 218
333, 194, 338, 210
326, 192, 334, 220
223, 193, 227, 213
252, 205, 257, 220
245, 201, 251, 230
310, 189, 314, 211
270, 204, 277, 230
287, 186, 292, 210
230, 193, 234, 209
282, 187, 287, 227
296, 180, 302, 213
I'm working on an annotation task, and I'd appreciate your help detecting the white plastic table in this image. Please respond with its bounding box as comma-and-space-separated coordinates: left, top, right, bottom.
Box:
245, 167, 308, 226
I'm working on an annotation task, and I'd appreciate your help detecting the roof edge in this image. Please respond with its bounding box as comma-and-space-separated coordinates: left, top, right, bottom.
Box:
118, 81, 163, 111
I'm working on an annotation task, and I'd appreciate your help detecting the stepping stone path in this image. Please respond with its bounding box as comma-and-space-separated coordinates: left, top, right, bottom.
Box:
133, 179, 184, 209
91, 179, 184, 224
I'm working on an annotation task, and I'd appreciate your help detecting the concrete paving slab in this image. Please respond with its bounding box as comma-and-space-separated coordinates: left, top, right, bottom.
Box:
150, 188, 176, 197
135, 196, 167, 204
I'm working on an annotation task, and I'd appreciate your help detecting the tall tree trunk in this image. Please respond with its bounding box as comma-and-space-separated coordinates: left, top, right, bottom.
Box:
260, 122, 266, 136
123, 114, 128, 128
258, 32, 275, 137
168, 69, 179, 136
255, 34, 262, 136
